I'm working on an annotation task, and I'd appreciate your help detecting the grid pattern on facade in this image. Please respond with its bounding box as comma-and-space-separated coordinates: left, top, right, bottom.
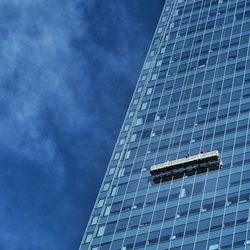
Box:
80, 0, 250, 249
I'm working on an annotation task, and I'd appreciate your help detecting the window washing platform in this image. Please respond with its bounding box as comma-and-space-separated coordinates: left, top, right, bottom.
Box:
150, 150, 222, 183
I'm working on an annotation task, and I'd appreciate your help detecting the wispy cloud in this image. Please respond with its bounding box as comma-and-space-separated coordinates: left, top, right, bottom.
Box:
0, 0, 163, 249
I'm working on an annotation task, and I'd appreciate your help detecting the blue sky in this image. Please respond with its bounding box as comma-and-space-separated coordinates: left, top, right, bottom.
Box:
0, 1, 164, 249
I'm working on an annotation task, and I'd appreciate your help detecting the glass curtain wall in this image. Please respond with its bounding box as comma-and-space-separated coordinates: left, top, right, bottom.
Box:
80, 0, 250, 249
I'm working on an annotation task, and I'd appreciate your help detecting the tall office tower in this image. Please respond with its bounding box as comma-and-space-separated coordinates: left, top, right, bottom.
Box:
80, 0, 250, 249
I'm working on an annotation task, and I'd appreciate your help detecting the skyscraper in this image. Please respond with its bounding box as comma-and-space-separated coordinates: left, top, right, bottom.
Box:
80, 0, 250, 249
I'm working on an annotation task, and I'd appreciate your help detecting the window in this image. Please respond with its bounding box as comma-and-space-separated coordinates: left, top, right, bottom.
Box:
104, 205, 111, 216
104, 222, 116, 236
116, 218, 129, 232
179, 188, 187, 198
136, 117, 143, 126
150, 50, 155, 57
161, 16, 167, 22
210, 216, 223, 230
195, 241, 207, 249
125, 150, 131, 159
103, 183, 110, 191
85, 233, 93, 243
165, 206, 177, 220
132, 98, 139, 105
118, 138, 125, 146
91, 216, 98, 225
122, 199, 133, 212
209, 244, 219, 250
117, 183, 127, 195
129, 216, 140, 229
137, 86, 143, 92
224, 213, 235, 227
151, 73, 157, 80
233, 232, 246, 248
97, 226, 105, 237
173, 224, 185, 239
198, 219, 210, 233
193, 181, 205, 195
110, 202, 122, 215
123, 124, 129, 132
154, 38, 160, 45
189, 201, 201, 215
153, 210, 164, 223
117, 168, 124, 177
185, 222, 197, 236
217, 175, 228, 189
160, 228, 172, 242
128, 111, 134, 118
221, 234, 233, 249
146, 87, 153, 95
130, 134, 136, 142
148, 231, 160, 244
143, 61, 151, 70
205, 178, 217, 192
177, 203, 189, 217
140, 213, 153, 226
127, 179, 138, 193
97, 199, 104, 208
230, 172, 241, 186
111, 186, 117, 197
236, 210, 249, 224
214, 196, 226, 209
114, 152, 120, 160
141, 102, 148, 110
156, 60, 162, 67
108, 168, 115, 175
157, 27, 163, 33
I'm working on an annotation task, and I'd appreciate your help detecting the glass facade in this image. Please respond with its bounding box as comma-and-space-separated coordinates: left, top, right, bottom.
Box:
80, 0, 250, 249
